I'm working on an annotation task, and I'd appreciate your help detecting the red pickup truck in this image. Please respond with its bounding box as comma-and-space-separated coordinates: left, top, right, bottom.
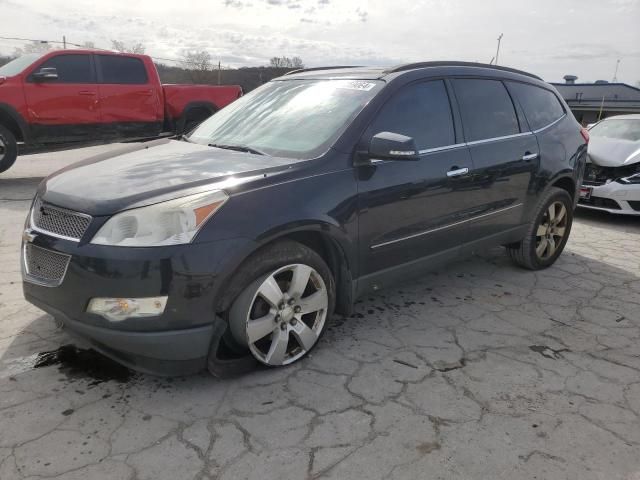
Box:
0, 49, 243, 172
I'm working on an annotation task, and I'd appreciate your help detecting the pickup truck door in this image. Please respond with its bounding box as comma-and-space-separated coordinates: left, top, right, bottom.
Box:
23, 53, 101, 143
95, 54, 163, 138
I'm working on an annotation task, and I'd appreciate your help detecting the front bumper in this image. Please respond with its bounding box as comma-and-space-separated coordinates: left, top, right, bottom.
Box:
577, 181, 640, 216
22, 232, 255, 376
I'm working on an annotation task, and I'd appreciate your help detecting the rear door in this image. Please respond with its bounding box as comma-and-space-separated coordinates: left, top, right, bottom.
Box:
95, 54, 163, 138
452, 78, 538, 240
357, 79, 475, 286
23, 53, 100, 143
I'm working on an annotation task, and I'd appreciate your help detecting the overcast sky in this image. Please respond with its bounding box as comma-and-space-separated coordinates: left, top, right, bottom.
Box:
1, 0, 639, 84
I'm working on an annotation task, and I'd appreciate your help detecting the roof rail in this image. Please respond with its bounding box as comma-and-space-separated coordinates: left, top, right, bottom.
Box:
385, 61, 542, 81
283, 66, 362, 76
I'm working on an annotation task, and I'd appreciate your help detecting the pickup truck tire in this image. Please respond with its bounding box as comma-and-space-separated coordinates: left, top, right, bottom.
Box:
182, 106, 215, 134
0, 125, 18, 173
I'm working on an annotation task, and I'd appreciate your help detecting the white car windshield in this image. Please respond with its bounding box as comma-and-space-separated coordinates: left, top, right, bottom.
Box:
589, 119, 640, 142
188, 79, 383, 159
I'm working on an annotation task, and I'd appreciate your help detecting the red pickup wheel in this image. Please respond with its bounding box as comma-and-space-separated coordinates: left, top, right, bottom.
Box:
0, 125, 18, 173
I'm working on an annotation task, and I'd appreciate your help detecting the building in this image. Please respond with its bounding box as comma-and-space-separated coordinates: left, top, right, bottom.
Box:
551, 75, 640, 125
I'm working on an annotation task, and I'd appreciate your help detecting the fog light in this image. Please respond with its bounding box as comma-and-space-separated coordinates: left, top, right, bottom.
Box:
87, 297, 168, 322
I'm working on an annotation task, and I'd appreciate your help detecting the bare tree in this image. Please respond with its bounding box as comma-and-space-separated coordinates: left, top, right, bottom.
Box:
13, 41, 51, 56
111, 40, 146, 54
269, 56, 304, 69
182, 50, 213, 83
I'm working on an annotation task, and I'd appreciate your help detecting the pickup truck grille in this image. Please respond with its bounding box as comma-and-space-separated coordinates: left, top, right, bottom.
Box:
31, 198, 92, 241
23, 244, 71, 287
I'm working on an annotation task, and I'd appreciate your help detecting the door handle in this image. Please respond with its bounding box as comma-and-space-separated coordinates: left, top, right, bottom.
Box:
78, 90, 96, 96
522, 152, 539, 161
447, 167, 469, 178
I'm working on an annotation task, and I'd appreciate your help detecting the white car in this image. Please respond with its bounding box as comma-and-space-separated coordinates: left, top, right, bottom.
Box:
578, 114, 640, 215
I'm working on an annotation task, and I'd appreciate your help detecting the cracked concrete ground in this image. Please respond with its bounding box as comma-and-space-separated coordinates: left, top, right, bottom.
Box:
1, 146, 640, 480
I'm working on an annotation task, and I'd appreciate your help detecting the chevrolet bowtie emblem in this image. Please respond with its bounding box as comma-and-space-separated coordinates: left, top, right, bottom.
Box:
22, 229, 37, 243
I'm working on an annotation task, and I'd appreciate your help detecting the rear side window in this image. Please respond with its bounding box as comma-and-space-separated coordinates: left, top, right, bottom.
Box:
32, 54, 94, 83
453, 79, 519, 142
97, 55, 148, 84
508, 82, 565, 131
370, 80, 455, 150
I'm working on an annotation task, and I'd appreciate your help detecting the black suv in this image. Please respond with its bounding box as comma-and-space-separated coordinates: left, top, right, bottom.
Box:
22, 62, 588, 376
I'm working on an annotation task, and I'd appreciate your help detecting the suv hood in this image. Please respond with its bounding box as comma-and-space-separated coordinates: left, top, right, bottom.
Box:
588, 136, 640, 167
40, 139, 299, 216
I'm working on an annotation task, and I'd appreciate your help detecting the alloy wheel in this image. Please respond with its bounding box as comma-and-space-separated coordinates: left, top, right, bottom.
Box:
0, 136, 6, 162
535, 201, 568, 260
229, 263, 328, 366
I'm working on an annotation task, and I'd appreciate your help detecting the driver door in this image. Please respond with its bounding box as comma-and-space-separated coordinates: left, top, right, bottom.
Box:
356, 79, 476, 291
23, 52, 101, 143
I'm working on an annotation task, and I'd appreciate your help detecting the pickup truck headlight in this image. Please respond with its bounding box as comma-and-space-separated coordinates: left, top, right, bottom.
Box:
91, 190, 228, 246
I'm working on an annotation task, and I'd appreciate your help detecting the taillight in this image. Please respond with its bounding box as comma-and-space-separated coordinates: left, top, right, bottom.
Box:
580, 127, 590, 144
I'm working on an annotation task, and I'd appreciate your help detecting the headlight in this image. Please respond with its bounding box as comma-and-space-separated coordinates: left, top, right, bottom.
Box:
91, 190, 228, 246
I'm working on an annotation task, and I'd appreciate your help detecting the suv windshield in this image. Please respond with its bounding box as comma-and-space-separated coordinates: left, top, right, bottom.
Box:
0, 53, 44, 77
589, 119, 640, 142
188, 79, 383, 159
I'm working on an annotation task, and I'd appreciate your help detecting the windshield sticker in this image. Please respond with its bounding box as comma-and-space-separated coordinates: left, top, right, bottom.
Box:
336, 81, 377, 91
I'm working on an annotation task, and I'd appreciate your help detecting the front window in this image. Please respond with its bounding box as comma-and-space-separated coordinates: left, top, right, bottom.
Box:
589, 119, 640, 142
0, 53, 44, 77
188, 79, 384, 159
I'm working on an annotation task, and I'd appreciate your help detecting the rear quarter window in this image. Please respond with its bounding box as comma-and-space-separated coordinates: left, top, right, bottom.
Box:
507, 82, 565, 131
453, 79, 520, 142
97, 55, 148, 84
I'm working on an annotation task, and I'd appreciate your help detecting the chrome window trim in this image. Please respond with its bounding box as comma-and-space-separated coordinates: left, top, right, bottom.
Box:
371, 203, 523, 249
417, 143, 467, 155
30, 201, 92, 242
533, 113, 566, 134
466, 131, 533, 146
22, 243, 72, 288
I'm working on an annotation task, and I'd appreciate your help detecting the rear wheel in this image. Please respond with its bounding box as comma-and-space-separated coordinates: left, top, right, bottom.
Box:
0, 125, 18, 173
507, 187, 573, 270
226, 241, 334, 367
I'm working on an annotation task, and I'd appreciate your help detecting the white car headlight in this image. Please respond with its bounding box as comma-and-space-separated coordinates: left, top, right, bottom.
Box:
91, 190, 228, 246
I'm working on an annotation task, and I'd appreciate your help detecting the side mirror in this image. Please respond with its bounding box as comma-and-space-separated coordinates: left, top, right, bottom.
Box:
369, 132, 419, 161
32, 67, 58, 82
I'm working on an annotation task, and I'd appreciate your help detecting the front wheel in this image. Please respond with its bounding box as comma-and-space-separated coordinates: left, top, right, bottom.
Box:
227, 241, 335, 367
507, 187, 574, 270
0, 125, 18, 173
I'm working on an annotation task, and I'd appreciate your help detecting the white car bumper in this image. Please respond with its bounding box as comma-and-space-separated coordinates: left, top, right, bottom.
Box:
578, 181, 640, 215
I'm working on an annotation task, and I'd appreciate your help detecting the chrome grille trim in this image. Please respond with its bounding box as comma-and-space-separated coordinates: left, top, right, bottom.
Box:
30, 198, 92, 242
23, 243, 71, 287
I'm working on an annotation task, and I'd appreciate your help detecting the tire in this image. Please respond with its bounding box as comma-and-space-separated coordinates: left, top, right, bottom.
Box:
224, 240, 335, 367
0, 125, 18, 173
183, 108, 214, 134
507, 187, 574, 270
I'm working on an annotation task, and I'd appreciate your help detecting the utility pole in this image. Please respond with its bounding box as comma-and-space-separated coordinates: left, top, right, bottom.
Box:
217, 61, 221, 85
495, 33, 503, 65
63, 36, 67, 49
612, 59, 620, 82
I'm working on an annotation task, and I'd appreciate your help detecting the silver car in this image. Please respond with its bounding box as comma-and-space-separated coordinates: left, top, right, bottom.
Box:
578, 114, 640, 215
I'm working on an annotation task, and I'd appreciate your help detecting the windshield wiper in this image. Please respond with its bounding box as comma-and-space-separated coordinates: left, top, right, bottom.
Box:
208, 143, 267, 156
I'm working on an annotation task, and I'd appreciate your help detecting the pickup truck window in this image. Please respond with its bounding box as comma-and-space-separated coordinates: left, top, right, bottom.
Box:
97, 55, 148, 84
189, 79, 384, 159
0, 53, 43, 76
29, 54, 94, 83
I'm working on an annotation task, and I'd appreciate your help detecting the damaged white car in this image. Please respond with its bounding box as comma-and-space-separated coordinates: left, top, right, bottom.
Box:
578, 114, 640, 215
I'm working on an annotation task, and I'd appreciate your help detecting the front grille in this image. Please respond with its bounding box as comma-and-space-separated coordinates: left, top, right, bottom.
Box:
23, 244, 71, 286
31, 197, 92, 241
578, 196, 621, 210
583, 163, 640, 186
